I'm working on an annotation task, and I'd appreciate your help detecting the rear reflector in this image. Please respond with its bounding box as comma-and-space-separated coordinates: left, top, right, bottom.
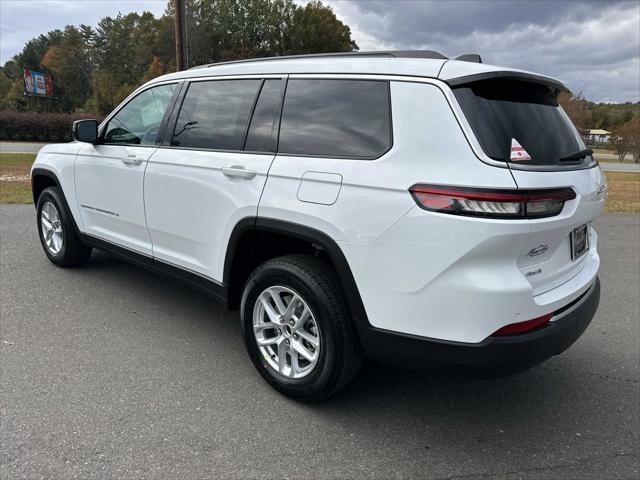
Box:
491, 313, 553, 336
409, 185, 576, 219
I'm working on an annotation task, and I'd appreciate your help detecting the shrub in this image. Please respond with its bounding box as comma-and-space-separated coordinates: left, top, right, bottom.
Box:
0, 110, 104, 142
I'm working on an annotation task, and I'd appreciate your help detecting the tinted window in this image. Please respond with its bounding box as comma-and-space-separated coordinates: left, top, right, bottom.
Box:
454, 79, 590, 167
171, 79, 261, 150
104, 83, 176, 145
278, 80, 391, 158
244, 79, 282, 152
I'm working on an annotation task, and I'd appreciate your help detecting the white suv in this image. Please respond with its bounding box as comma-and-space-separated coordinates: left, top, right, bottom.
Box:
31, 51, 605, 401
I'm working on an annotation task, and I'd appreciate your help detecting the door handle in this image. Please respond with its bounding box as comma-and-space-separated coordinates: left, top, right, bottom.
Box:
222, 165, 257, 180
122, 155, 144, 166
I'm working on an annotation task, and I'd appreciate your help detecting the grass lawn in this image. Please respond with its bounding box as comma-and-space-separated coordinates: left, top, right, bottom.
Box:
1, 152, 638, 213
604, 171, 640, 214
0, 152, 36, 169
0, 180, 33, 204
0, 153, 36, 204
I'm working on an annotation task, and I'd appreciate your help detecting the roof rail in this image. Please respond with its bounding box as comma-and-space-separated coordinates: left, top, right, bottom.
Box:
189, 50, 448, 70
455, 53, 482, 63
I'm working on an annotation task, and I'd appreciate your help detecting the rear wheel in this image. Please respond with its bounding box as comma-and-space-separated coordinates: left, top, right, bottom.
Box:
240, 254, 363, 401
36, 187, 92, 267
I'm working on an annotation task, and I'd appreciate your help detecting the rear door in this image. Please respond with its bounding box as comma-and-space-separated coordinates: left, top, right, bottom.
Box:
452, 77, 607, 294
75, 83, 178, 255
144, 77, 284, 281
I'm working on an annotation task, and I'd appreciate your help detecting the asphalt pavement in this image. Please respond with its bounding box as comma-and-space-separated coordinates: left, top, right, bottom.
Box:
1, 205, 639, 479
0, 141, 48, 154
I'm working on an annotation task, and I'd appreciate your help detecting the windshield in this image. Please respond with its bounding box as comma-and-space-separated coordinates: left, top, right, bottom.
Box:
453, 78, 593, 168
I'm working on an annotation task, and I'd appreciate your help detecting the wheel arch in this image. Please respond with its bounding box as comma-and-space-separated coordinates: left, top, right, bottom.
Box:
224, 217, 369, 326
31, 168, 60, 206
31, 168, 84, 235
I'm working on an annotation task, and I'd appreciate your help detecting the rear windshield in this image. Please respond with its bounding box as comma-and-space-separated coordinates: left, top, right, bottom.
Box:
453, 79, 593, 168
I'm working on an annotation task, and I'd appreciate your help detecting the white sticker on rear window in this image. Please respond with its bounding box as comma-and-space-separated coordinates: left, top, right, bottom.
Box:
510, 138, 532, 161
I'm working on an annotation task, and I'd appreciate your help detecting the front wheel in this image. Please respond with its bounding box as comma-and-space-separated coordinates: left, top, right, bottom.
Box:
36, 187, 92, 267
240, 254, 363, 401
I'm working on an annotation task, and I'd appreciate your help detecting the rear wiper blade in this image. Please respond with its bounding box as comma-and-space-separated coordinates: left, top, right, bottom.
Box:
559, 148, 593, 162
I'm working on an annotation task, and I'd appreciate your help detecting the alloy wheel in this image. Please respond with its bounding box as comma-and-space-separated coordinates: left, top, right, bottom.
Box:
253, 286, 321, 379
41, 201, 64, 255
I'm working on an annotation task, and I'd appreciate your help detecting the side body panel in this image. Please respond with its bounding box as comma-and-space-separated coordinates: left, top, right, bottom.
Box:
259, 79, 521, 342
258, 79, 517, 244
144, 149, 274, 281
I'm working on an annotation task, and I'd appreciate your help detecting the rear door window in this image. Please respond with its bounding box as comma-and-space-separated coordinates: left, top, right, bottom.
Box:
278, 79, 392, 158
171, 79, 261, 150
453, 79, 592, 168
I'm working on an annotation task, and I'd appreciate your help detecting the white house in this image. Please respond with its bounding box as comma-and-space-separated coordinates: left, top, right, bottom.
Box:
587, 129, 611, 144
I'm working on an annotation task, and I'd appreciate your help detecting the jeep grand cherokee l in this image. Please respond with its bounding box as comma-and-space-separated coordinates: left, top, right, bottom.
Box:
31, 51, 605, 401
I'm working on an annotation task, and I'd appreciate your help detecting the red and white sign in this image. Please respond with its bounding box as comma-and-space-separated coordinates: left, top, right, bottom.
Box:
510, 138, 531, 161
23, 69, 53, 97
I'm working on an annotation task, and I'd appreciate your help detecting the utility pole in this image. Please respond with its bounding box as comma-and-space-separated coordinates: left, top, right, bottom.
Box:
174, 0, 187, 71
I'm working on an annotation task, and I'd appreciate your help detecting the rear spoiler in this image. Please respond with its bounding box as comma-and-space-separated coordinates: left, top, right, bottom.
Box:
445, 71, 568, 95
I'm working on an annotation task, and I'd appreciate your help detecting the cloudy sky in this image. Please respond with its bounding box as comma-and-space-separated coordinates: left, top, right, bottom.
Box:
1, 0, 638, 102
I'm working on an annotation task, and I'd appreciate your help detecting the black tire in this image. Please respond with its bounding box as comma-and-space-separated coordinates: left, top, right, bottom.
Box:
36, 186, 92, 267
240, 254, 363, 401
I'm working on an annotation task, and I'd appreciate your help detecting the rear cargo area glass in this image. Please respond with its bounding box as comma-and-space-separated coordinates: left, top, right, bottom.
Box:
453, 79, 591, 168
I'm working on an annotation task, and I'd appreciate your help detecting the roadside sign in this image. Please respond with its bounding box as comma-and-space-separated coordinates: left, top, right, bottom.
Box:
23, 69, 53, 97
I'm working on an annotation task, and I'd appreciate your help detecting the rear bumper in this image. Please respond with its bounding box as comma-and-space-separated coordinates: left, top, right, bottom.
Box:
356, 277, 600, 376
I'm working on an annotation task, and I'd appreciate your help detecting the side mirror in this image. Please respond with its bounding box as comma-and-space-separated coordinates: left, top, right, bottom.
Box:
72, 119, 98, 143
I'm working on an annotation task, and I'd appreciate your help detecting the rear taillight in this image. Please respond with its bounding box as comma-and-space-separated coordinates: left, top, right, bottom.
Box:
409, 185, 576, 219
491, 313, 553, 336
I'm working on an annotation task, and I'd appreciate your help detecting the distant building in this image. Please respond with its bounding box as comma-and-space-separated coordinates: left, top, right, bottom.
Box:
587, 129, 611, 144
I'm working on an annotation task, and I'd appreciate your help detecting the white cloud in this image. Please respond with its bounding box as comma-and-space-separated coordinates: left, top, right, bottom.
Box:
324, 0, 640, 102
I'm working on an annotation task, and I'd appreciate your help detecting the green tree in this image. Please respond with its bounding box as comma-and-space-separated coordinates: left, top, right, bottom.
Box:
612, 115, 640, 163
14, 30, 64, 71
0, 68, 12, 99
1, 61, 21, 81
173, 0, 356, 67
558, 91, 592, 139
1, 0, 359, 113
288, 0, 357, 54
41, 26, 94, 111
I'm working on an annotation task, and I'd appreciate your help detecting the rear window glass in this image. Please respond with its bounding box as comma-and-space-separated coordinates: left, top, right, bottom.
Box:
278, 79, 391, 158
453, 79, 591, 168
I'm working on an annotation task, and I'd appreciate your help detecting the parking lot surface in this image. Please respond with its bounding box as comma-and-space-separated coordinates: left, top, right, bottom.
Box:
1, 205, 638, 479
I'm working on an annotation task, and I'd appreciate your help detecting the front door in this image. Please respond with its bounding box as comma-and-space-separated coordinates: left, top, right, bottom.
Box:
75, 83, 178, 256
